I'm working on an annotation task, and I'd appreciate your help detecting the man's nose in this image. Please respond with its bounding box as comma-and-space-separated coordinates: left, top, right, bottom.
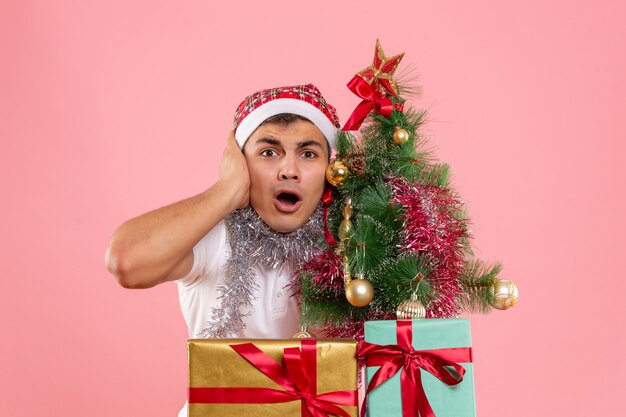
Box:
278, 155, 300, 180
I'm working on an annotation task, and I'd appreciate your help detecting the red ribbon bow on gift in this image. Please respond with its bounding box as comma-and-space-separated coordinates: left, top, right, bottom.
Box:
357, 320, 472, 417
342, 76, 403, 131
188, 339, 357, 417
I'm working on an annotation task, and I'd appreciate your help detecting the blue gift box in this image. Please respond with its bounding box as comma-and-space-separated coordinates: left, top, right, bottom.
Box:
363, 319, 476, 417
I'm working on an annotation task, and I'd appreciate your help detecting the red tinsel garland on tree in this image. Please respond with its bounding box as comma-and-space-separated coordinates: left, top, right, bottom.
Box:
390, 177, 468, 318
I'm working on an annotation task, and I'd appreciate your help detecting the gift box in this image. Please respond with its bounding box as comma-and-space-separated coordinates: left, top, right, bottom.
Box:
361, 319, 475, 417
187, 338, 358, 417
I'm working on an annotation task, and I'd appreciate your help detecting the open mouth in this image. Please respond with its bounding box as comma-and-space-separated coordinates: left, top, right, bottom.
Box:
274, 191, 303, 213
277, 192, 300, 205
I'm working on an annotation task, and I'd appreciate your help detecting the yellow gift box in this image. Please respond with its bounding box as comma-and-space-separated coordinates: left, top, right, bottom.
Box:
187, 338, 358, 417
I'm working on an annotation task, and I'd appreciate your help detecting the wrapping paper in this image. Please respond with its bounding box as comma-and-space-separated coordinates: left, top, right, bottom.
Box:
363, 319, 476, 417
188, 338, 358, 417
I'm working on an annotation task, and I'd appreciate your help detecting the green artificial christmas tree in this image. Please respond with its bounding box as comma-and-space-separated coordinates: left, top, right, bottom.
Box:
294, 40, 518, 340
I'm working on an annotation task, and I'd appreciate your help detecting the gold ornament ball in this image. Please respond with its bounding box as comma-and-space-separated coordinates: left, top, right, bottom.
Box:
338, 218, 353, 241
396, 294, 426, 319
490, 279, 519, 310
392, 127, 410, 144
342, 203, 353, 219
326, 160, 350, 187
345, 278, 374, 307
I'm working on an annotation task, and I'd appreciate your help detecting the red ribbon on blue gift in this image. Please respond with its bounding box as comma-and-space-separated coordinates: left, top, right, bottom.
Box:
357, 320, 472, 417
188, 339, 357, 417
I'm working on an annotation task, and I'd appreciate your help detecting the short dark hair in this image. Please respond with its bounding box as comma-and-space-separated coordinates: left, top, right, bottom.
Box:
259, 113, 311, 126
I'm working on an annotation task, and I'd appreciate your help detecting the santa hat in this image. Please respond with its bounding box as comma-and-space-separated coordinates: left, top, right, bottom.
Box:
233, 84, 340, 149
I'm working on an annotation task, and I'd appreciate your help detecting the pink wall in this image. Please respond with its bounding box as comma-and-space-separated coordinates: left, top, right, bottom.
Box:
2, 1, 624, 415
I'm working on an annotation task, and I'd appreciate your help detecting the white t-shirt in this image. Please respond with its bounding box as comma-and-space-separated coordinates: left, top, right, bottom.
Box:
175, 220, 301, 416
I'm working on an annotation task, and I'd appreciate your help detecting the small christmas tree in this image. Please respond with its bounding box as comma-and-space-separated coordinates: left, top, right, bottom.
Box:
294, 40, 518, 340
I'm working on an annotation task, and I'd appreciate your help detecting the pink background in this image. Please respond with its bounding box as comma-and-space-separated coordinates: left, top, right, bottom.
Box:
2, 1, 625, 415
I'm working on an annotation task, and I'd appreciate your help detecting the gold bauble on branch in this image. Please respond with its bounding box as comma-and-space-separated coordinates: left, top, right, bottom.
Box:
338, 218, 353, 241
337, 200, 354, 256
345, 274, 374, 307
338, 201, 354, 242
326, 160, 350, 187
396, 293, 426, 319
342, 202, 353, 219
490, 279, 519, 310
392, 127, 410, 144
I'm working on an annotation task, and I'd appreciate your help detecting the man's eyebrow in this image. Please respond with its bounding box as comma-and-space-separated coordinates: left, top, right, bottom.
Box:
297, 140, 324, 149
254, 137, 282, 146
253, 138, 324, 149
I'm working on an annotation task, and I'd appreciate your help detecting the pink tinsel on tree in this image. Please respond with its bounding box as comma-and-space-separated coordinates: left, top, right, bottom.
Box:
390, 177, 469, 317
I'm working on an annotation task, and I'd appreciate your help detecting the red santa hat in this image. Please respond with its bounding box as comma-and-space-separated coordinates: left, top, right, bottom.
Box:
233, 84, 340, 149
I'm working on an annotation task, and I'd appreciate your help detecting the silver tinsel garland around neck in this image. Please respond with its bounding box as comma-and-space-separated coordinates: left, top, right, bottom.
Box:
198, 205, 325, 338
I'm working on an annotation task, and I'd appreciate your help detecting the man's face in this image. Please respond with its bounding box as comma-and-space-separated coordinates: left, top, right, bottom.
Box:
243, 119, 329, 233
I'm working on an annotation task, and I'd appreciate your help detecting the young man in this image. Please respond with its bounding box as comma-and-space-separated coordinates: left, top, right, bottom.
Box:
105, 84, 340, 341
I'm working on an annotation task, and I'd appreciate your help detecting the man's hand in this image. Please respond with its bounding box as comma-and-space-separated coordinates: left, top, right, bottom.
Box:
105, 131, 252, 288
219, 131, 250, 210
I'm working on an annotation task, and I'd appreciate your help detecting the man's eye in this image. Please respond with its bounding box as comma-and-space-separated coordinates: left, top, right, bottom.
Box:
260, 149, 279, 157
301, 150, 318, 158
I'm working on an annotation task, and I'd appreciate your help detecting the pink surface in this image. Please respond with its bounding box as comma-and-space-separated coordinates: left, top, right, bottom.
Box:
1, 1, 625, 416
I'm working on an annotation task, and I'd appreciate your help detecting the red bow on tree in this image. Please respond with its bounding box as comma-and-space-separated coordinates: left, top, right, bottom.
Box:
343, 40, 405, 131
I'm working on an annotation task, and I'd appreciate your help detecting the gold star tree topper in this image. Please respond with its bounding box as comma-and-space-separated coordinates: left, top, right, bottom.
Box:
356, 40, 405, 97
